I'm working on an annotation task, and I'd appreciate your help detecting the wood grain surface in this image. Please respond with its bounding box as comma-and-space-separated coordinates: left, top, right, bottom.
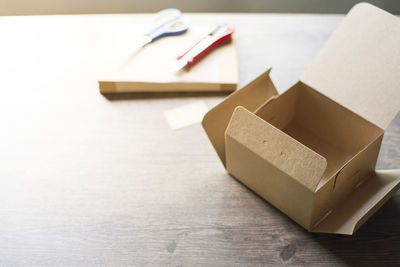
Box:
0, 13, 398, 266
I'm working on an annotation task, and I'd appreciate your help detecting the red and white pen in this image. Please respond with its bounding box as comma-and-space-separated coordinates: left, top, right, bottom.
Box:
171, 24, 234, 71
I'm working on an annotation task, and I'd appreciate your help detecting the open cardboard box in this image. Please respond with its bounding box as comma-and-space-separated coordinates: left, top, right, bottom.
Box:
202, 3, 400, 235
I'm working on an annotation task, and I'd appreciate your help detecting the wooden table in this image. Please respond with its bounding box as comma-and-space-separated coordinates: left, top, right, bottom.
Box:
0, 13, 399, 266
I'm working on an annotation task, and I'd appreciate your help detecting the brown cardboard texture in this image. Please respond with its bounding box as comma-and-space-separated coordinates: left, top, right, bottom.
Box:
98, 23, 238, 93
202, 68, 278, 167
202, 3, 400, 235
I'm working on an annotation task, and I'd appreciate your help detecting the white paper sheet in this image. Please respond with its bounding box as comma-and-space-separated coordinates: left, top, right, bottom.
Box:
164, 101, 209, 130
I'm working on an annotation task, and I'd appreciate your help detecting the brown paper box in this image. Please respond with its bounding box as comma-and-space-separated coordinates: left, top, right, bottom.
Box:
98, 23, 238, 93
202, 3, 400, 235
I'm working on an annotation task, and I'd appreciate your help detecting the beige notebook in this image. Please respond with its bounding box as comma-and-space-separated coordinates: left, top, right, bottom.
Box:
98, 22, 238, 93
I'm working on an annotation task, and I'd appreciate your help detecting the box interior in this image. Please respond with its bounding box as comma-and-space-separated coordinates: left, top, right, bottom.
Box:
255, 82, 383, 186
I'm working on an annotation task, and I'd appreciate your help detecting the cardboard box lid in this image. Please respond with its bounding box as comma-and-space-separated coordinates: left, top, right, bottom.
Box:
202, 69, 278, 167
312, 169, 400, 234
300, 3, 400, 130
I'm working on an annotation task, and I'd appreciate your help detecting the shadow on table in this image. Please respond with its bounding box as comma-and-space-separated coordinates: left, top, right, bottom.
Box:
223, 115, 400, 265
312, 113, 400, 266
101, 91, 231, 101
226, 171, 400, 265
311, 195, 400, 266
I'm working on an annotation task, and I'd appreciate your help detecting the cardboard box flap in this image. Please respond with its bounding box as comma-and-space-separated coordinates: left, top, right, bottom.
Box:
300, 3, 400, 130
202, 69, 278, 167
312, 169, 400, 235
226, 107, 327, 191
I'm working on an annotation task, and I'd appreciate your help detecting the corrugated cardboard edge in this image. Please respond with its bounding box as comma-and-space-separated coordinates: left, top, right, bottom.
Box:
99, 81, 236, 93
312, 169, 400, 235
202, 68, 278, 167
